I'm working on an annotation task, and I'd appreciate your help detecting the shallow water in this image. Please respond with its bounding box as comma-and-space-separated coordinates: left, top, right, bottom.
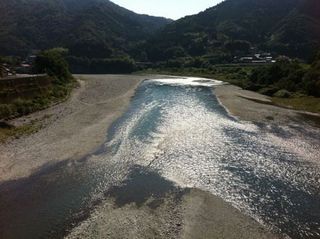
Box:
0, 77, 319, 239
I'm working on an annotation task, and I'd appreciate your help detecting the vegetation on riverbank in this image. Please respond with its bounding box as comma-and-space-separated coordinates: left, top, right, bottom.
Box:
141, 64, 253, 87
0, 48, 75, 120
272, 96, 320, 113
141, 53, 320, 113
0, 48, 76, 142
67, 56, 136, 74
0, 120, 40, 143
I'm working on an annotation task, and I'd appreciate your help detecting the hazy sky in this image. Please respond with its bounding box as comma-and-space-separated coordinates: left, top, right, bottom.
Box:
112, 0, 224, 20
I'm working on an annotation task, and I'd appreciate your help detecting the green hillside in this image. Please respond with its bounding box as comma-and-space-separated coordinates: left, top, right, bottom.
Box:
0, 0, 172, 58
269, 0, 320, 59
145, 0, 320, 62
0, 0, 319, 70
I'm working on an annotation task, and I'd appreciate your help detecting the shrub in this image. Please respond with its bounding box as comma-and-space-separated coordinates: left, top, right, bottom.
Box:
0, 104, 15, 119
248, 57, 319, 97
273, 89, 292, 98
34, 48, 72, 83
258, 87, 279, 96
303, 54, 320, 96
67, 56, 136, 74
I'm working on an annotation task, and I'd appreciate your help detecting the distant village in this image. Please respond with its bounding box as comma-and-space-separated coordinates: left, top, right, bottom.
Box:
1, 51, 283, 79
0, 54, 37, 78
234, 52, 276, 64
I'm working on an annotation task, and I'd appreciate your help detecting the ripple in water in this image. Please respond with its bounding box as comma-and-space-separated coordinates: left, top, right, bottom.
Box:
1, 77, 319, 239
104, 78, 320, 238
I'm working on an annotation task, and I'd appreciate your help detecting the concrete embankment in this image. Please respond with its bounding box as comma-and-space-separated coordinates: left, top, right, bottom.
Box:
0, 74, 51, 103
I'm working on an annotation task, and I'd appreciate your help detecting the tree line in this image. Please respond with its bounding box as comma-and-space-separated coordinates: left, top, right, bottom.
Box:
245, 54, 320, 97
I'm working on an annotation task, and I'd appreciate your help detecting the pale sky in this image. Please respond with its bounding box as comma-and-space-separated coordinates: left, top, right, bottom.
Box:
112, 0, 224, 20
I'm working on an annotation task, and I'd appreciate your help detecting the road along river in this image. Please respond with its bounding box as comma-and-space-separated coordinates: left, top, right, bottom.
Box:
0, 77, 320, 239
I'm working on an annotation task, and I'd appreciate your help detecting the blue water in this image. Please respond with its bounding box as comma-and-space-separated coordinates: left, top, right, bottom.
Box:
0, 77, 319, 239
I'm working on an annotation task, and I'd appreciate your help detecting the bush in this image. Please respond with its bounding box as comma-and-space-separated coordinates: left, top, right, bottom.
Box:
67, 56, 136, 74
0, 49, 75, 120
258, 87, 279, 96
248, 57, 319, 97
303, 54, 320, 96
0, 104, 15, 119
273, 89, 292, 98
34, 48, 72, 84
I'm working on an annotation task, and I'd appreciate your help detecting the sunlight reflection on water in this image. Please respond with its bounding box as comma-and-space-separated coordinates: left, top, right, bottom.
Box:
102, 77, 320, 238
1, 77, 319, 239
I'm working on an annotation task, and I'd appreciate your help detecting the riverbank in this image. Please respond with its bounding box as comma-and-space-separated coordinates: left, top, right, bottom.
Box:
214, 84, 320, 127
0, 74, 150, 182
0, 74, 305, 239
140, 68, 320, 114
66, 188, 279, 239
1, 74, 315, 182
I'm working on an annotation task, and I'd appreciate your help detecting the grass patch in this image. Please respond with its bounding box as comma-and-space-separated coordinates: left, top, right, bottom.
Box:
272, 96, 320, 113
0, 121, 40, 143
0, 48, 77, 121
0, 79, 77, 120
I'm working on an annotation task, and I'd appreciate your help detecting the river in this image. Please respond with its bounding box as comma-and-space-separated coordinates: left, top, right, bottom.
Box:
0, 77, 319, 239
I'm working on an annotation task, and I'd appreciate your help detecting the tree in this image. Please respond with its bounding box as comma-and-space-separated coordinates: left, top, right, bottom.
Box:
164, 46, 187, 59
303, 51, 320, 96
224, 40, 251, 54
34, 48, 71, 84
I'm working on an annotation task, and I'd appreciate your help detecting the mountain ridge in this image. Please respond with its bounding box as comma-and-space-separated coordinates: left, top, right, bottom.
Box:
0, 0, 172, 57
0, 0, 319, 63
145, 0, 320, 61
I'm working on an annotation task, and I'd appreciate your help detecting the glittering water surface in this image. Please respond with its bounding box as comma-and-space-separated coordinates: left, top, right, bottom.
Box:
105, 78, 320, 238
0, 77, 319, 239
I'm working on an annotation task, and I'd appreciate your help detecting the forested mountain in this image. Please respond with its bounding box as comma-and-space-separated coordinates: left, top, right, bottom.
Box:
145, 0, 320, 62
0, 0, 172, 57
269, 0, 320, 59
0, 0, 319, 70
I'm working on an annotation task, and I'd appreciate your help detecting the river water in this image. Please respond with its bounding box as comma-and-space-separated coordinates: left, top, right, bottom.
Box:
0, 77, 320, 239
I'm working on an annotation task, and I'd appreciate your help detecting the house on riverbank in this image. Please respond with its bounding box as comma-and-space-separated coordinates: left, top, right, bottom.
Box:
0, 65, 5, 78
0, 64, 15, 78
234, 53, 276, 64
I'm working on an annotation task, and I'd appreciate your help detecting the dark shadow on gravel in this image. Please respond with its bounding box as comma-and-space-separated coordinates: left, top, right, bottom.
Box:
105, 165, 187, 209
